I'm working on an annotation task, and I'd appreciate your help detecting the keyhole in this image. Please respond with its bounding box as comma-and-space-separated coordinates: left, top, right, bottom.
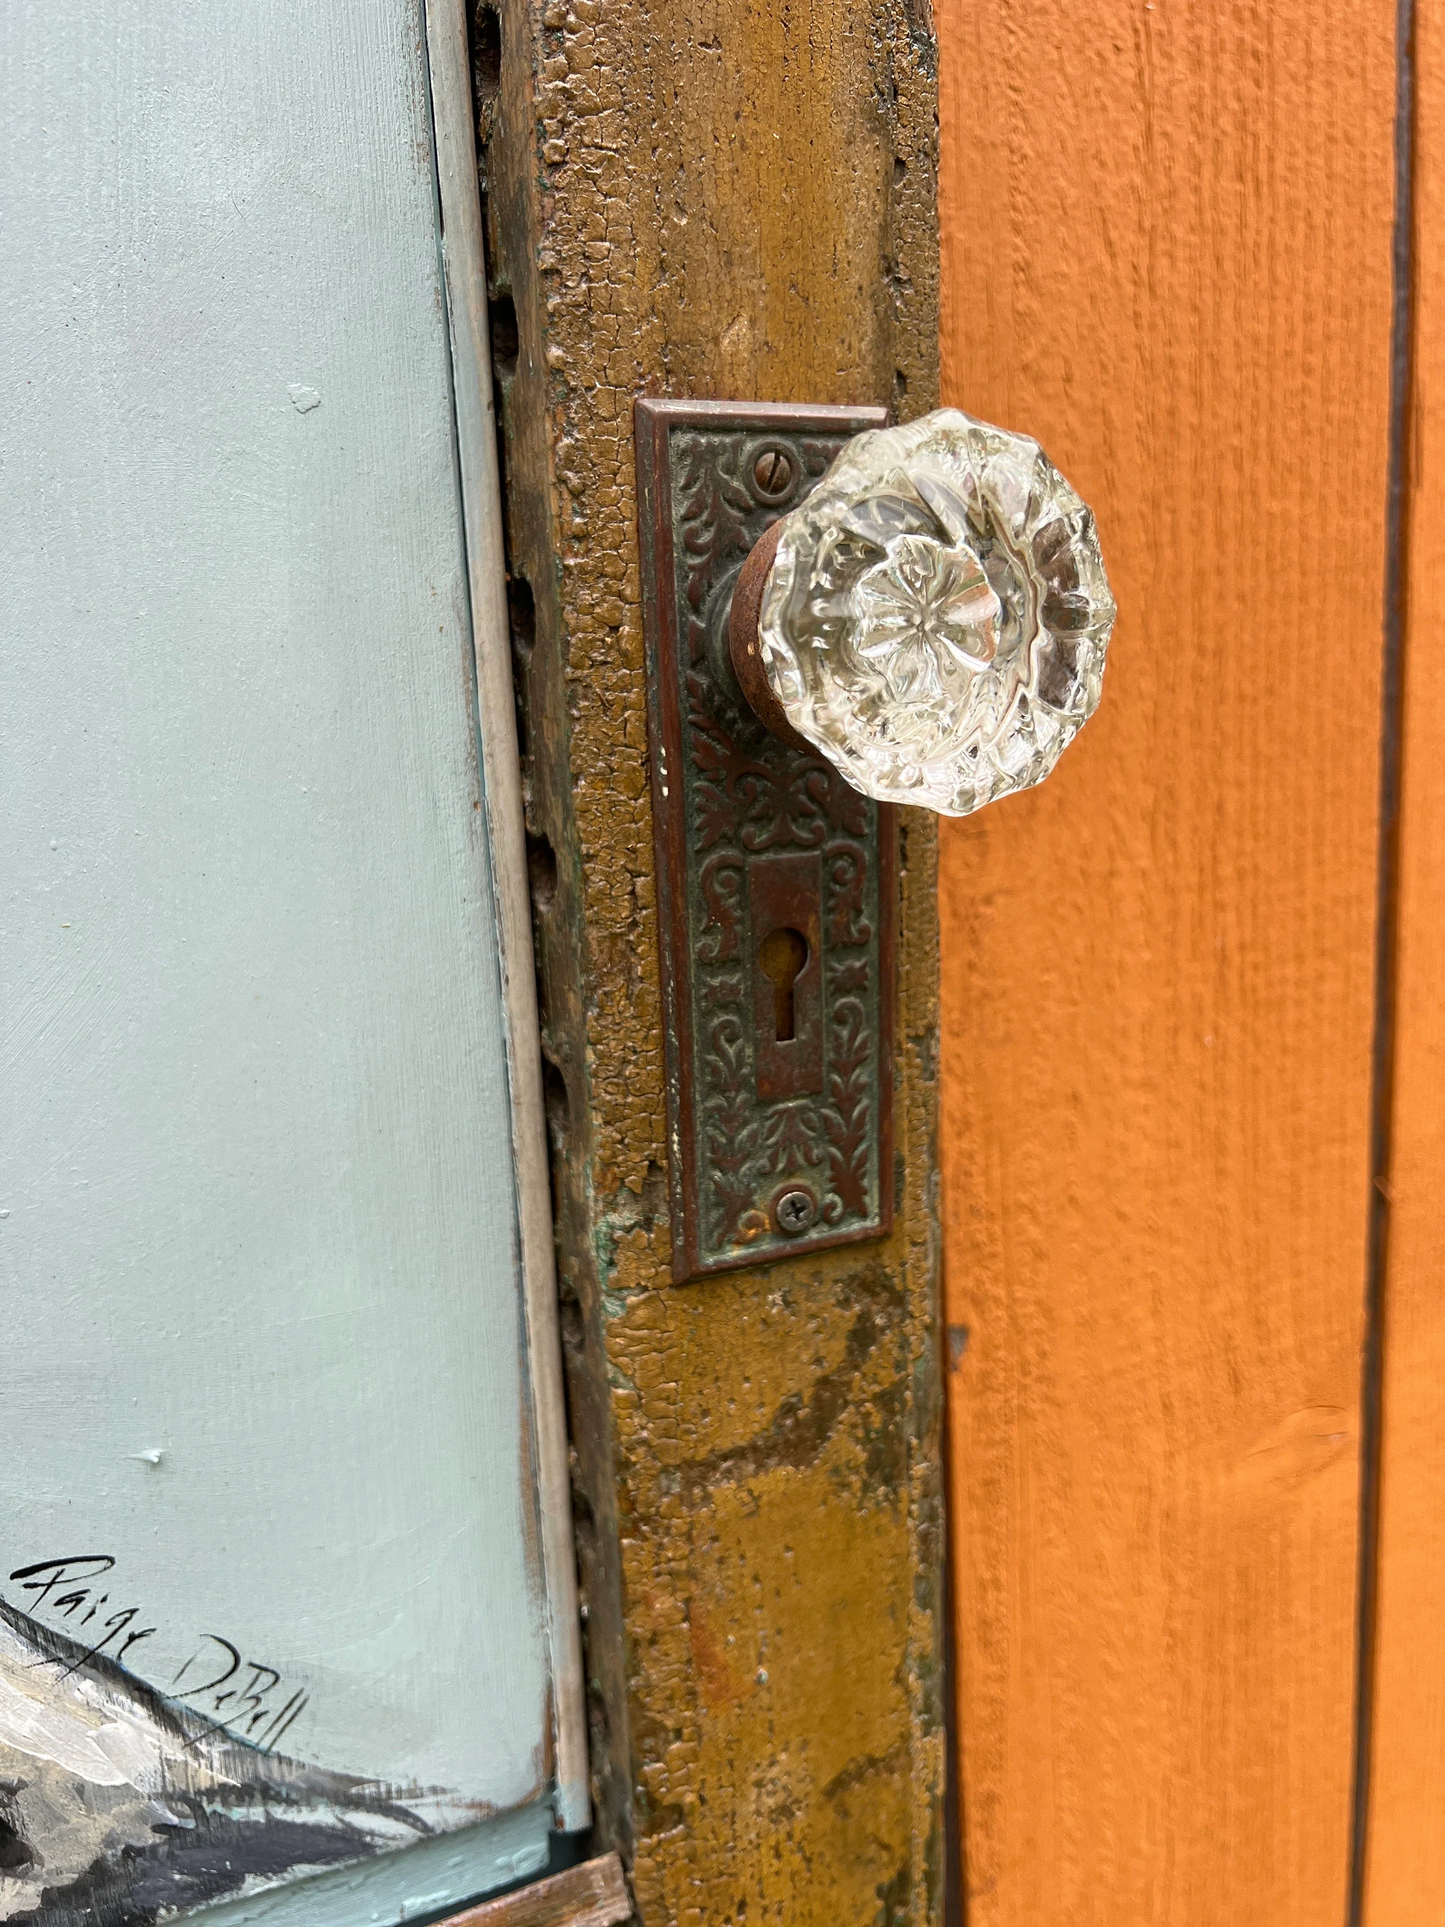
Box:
759, 926, 808, 1042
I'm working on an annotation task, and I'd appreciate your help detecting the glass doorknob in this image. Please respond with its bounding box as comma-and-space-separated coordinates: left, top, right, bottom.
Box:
728, 408, 1116, 818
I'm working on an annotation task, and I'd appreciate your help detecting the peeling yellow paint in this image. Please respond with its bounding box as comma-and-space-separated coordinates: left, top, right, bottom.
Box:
485, 0, 944, 1913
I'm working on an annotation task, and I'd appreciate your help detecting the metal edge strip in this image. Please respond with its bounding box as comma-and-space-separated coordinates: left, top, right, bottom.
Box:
877, 803, 899, 1241
634, 400, 700, 1281
422, 0, 589, 1832
634, 397, 890, 434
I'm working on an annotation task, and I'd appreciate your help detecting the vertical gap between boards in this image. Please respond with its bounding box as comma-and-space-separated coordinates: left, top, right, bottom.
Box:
1348, 1, 1417, 1919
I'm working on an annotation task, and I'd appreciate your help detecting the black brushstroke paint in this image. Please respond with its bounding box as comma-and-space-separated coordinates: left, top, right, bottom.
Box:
0, 1787, 34, 1876
19, 1814, 387, 1927
0, 1602, 440, 1927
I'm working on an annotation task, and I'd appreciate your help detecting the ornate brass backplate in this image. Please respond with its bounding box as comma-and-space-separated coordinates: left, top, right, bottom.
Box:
634, 399, 896, 1281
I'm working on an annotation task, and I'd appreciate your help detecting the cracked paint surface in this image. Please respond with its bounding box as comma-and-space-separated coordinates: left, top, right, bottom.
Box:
481, 0, 944, 1914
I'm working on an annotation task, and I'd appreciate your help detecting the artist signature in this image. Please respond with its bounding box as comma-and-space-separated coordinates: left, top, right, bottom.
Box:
5, 1555, 310, 1754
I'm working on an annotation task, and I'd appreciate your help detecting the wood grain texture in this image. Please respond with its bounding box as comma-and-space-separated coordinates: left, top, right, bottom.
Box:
1361, 5, 1445, 1917
481, 0, 944, 1921
935, 2, 1398, 1919
442, 1853, 632, 1927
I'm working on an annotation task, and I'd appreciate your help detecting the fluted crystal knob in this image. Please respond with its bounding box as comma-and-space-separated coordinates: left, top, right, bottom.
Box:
728, 408, 1116, 817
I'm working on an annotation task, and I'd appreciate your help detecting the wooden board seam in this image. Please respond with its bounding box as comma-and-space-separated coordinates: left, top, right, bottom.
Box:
437, 1853, 632, 1927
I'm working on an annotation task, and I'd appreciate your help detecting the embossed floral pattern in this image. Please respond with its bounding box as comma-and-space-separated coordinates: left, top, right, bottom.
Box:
647, 419, 893, 1275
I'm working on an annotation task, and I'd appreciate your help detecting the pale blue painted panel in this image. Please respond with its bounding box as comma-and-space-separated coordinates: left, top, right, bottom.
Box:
0, 0, 557, 1917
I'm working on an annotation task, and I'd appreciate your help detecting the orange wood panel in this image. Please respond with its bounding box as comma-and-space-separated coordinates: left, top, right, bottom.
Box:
935, 2, 1399, 1919
1362, 6, 1445, 1917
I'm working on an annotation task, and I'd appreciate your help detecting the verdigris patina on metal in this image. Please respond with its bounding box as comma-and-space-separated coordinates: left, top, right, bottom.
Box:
635, 400, 895, 1281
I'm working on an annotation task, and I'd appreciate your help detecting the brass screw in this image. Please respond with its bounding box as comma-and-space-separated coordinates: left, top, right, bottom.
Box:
753, 448, 794, 498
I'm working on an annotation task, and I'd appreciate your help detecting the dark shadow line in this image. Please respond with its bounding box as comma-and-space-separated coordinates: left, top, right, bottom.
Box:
940, 1319, 966, 1927
1348, 2, 1417, 1920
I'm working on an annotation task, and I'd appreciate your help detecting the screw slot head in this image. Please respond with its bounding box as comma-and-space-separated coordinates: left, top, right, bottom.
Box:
773, 1187, 818, 1236
751, 447, 795, 501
